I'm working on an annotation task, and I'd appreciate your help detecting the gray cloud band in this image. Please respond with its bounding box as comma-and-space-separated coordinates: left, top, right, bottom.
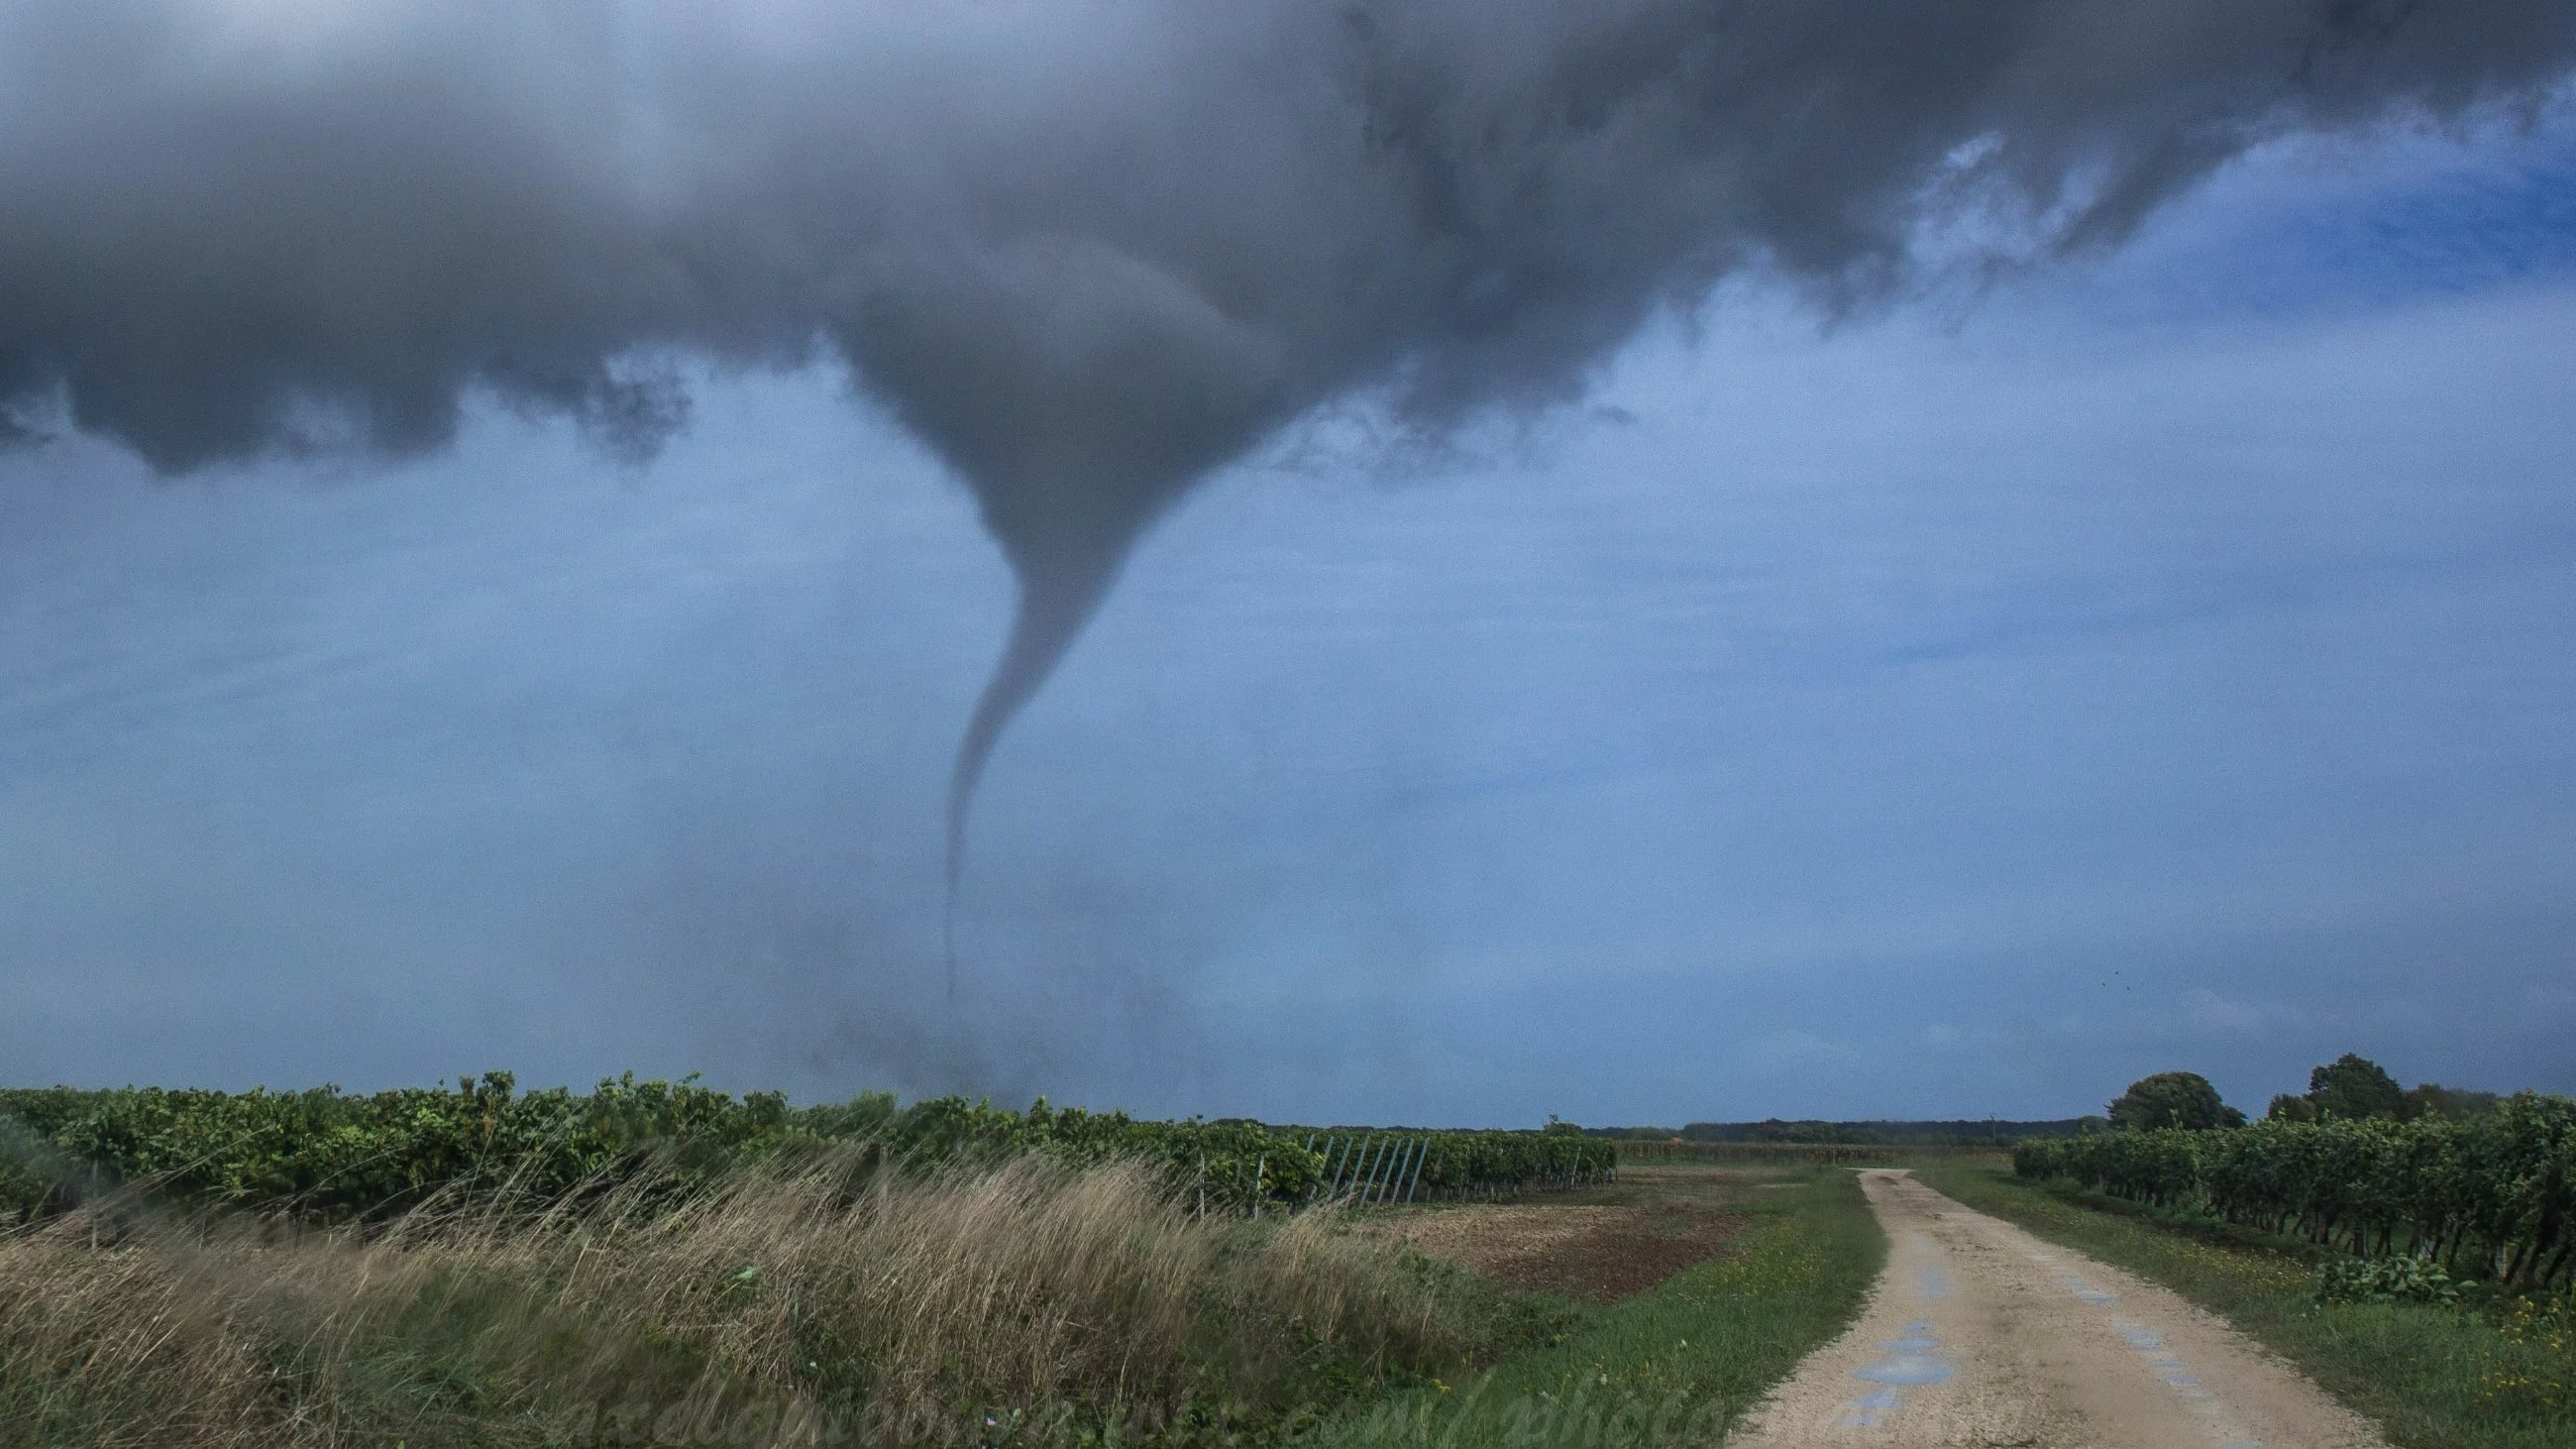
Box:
5, 1, 2571, 899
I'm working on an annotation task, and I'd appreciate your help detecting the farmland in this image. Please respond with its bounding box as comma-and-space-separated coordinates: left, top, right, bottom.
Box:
7, 1070, 2575, 1447
0, 1074, 1613, 1229
0, 1075, 1780, 1449
2010, 1096, 2576, 1292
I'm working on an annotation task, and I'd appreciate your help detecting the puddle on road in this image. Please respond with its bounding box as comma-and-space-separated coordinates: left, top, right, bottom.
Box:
2106, 1313, 2262, 1447
1837, 1254, 1958, 1425
2054, 1269, 2117, 1304
1854, 1353, 1955, 1386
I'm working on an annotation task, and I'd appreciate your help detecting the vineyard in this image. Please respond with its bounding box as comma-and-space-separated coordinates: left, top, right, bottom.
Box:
2012, 1091, 2576, 1292
1614, 1140, 2009, 1167
1296, 1127, 1615, 1206
0, 1073, 1614, 1226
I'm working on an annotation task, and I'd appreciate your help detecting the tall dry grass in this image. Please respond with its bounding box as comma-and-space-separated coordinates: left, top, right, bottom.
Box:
0, 1152, 1496, 1448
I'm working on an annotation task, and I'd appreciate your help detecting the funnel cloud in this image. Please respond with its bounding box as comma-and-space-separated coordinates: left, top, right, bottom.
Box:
5, 1, 2573, 885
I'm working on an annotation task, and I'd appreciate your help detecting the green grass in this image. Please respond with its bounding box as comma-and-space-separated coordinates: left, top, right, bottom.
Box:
0, 1156, 1538, 1449
1912, 1162, 2576, 1449
1306, 1168, 1884, 1448
0, 1158, 1879, 1449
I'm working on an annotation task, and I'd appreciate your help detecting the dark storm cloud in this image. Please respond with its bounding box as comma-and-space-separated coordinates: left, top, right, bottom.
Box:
6, 1, 2575, 867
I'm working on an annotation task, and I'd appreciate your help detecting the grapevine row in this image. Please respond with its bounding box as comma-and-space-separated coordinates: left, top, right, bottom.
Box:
0, 1074, 1610, 1225
2013, 1092, 2575, 1291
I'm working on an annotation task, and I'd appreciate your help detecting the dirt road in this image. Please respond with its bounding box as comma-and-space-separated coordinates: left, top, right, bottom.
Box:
1729, 1170, 2387, 1449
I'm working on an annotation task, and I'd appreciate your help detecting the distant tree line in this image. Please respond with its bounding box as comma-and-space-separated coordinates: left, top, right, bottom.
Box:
1588, 1051, 2508, 1147
2264, 1054, 2501, 1125
2093, 1055, 2503, 1136
1582, 1118, 2090, 1146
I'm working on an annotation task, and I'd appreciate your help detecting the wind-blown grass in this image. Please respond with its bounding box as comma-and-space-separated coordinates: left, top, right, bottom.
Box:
0, 1151, 1525, 1448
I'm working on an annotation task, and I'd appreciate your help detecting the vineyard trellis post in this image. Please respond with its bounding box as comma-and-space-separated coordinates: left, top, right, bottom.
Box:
1322, 1134, 1354, 1199
1326, 1134, 1356, 1201
1377, 1137, 1420, 1207
1383, 1139, 1412, 1206
1350, 1136, 1383, 1207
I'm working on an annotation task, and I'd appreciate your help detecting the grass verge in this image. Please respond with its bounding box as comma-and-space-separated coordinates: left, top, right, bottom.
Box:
1306, 1167, 1884, 1448
1911, 1162, 2575, 1449
0, 1153, 1535, 1449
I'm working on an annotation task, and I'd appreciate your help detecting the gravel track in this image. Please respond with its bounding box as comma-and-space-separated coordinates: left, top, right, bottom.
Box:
1728, 1170, 2388, 1449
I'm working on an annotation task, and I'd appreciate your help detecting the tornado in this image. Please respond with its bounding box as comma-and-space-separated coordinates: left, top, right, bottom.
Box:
4, 1, 2571, 966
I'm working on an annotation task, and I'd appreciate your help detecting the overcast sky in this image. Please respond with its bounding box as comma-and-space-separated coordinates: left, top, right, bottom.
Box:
4, 5, 2573, 1126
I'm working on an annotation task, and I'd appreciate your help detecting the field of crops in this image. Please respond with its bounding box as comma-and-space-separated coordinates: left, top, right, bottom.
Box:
1615, 1140, 2010, 1167
2012, 1092, 2576, 1291
0, 1072, 1614, 1226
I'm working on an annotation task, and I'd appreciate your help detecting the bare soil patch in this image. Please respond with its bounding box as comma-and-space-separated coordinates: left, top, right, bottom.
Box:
1363, 1166, 1761, 1302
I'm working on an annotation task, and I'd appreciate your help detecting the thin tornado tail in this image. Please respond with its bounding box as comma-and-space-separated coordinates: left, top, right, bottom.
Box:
944, 697, 1003, 1011
942, 565, 1108, 1004
942, 880, 960, 1009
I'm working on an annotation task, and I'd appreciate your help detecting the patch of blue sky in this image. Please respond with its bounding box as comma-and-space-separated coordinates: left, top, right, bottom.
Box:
2069, 107, 2576, 322
2250, 152, 2576, 297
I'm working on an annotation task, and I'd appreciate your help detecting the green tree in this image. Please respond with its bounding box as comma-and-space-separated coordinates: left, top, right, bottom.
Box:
2107, 1071, 2244, 1131
2307, 1054, 2407, 1121
2266, 1092, 2317, 1123
2403, 1082, 2500, 1120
